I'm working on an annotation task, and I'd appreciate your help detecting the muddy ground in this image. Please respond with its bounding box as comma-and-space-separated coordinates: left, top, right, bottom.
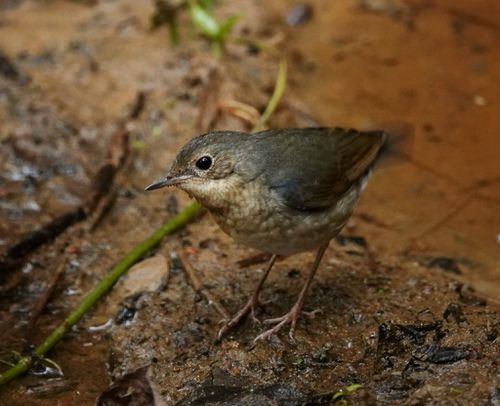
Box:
0, 0, 499, 404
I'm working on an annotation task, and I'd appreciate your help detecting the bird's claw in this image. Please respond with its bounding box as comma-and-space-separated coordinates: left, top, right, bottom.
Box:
254, 306, 321, 343
217, 295, 261, 340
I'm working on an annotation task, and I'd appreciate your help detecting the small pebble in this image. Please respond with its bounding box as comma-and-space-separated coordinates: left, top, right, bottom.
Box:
473, 95, 487, 106
286, 4, 313, 26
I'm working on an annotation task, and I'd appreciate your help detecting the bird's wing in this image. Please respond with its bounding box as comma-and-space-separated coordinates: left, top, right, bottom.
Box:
254, 128, 385, 212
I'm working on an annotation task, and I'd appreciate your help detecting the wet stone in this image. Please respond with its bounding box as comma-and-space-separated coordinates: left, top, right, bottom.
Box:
97, 367, 156, 406
427, 256, 462, 274
335, 235, 368, 248
178, 369, 312, 406
285, 4, 314, 26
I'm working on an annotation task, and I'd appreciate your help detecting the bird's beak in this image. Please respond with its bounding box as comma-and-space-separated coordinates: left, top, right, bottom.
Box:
144, 174, 192, 191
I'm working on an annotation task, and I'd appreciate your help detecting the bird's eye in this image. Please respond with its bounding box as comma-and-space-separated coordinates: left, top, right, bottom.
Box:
195, 155, 212, 170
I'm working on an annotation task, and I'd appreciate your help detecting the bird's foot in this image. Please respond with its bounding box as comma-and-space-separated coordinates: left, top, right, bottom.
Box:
217, 295, 262, 340
254, 304, 321, 343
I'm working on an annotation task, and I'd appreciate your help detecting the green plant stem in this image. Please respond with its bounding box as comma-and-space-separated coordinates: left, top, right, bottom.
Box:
168, 19, 180, 46
0, 202, 202, 386
253, 60, 287, 132
211, 41, 223, 59
0, 56, 288, 386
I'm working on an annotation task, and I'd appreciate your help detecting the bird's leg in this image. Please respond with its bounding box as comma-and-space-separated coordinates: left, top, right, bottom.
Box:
217, 254, 278, 340
254, 242, 329, 343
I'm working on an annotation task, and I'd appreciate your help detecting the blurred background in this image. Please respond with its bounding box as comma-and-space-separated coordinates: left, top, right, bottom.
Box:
0, 0, 499, 404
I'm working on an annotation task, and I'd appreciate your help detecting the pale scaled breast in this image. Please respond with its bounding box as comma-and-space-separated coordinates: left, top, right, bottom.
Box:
209, 180, 361, 256
209, 179, 277, 237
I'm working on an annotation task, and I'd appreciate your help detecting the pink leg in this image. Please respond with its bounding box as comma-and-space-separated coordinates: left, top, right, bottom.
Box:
254, 242, 329, 343
217, 254, 278, 339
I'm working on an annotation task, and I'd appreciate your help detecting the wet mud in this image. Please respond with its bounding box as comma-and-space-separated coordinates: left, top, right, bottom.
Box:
0, 0, 499, 404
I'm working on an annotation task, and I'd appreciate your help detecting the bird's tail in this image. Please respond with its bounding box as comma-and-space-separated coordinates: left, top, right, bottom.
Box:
376, 121, 414, 164
357, 122, 413, 191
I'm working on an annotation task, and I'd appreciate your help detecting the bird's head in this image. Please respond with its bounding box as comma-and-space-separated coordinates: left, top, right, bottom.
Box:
145, 131, 250, 208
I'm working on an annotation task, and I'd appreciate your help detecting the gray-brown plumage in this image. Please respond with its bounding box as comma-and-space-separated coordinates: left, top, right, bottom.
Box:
146, 128, 385, 341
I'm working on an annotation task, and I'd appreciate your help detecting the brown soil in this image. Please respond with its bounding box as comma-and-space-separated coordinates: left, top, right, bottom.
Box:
0, 0, 499, 404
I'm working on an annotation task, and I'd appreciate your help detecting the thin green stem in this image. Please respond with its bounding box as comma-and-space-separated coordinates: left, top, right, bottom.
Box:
253, 60, 288, 132
168, 19, 180, 46
211, 41, 223, 59
0, 202, 202, 385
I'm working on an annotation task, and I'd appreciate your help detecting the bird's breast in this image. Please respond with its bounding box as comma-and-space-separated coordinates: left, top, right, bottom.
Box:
207, 179, 360, 256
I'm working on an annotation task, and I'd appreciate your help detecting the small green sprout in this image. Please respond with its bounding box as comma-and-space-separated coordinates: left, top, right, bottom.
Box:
189, 2, 239, 57
152, 1, 254, 56
331, 383, 364, 405
293, 356, 305, 366
152, 126, 163, 138
131, 139, 146, 150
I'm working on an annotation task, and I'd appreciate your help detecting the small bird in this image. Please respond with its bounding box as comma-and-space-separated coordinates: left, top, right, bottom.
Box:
146, 128, 385, 342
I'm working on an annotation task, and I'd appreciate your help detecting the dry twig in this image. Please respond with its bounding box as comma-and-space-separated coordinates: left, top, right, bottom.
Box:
177, 250, 230, 320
